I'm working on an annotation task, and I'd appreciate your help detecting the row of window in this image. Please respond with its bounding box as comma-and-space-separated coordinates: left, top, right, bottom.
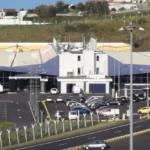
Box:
77, 68, 100, 75
77, 56, 99, 61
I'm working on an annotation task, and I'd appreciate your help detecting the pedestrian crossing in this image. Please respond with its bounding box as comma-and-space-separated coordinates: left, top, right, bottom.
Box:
0, 102, 6, 121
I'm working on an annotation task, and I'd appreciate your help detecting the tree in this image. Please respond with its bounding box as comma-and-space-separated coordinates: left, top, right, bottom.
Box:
85, 1, 109, 16
35, 5, 49, 18
55, 1, 65, 13
76, 2, 85, 12
48, 6, 56, 17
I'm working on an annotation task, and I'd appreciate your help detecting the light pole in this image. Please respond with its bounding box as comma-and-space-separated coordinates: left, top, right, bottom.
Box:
119, 22, 144, 150
139, 69, 149, 117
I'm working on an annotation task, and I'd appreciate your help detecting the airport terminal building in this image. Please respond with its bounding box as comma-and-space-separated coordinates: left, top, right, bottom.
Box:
0, 38, 150, 95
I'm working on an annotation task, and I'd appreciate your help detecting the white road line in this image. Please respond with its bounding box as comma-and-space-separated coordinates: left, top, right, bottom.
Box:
88, 137, 96, 140
28, 101, 36, 124
18, 109, 20, 112
59, 143, 67, 146
14, 119, 149, 150
114, 130, 121, 134
135, 125, 141, 128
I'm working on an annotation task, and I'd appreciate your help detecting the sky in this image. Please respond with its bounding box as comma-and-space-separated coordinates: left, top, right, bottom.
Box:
0, 0, 87, 10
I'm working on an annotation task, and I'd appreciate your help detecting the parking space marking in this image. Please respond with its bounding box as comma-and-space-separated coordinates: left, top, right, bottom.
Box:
58, 143, 67, 146
88, 137, 96, 140
135, 125, 141, 128
114, 130, 121, 134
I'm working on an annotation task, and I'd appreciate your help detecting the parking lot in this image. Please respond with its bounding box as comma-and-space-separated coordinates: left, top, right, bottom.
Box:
39, 93, 147, 120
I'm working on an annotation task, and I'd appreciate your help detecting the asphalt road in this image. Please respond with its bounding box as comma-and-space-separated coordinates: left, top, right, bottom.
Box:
14, 119, 150, 150
0, 91, 34, 126
109, 132, 150, 150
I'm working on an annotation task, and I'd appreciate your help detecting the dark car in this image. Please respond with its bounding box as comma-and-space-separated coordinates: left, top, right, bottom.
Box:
137, 93, 146, 101
128, 94, 139, 103
106, 99, 123, 106
117, 96, 129, 103
90, 101, 107, 110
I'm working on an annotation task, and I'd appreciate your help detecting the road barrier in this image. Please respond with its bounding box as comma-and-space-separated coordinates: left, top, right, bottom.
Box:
41, 101, 51, 120
65, 128, 150, 150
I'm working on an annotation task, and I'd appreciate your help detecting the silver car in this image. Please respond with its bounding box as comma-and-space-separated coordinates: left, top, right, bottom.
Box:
82, 140, 108, 149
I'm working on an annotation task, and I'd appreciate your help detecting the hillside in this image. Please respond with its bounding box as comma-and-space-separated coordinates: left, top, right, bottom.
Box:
0, 14, 150, 51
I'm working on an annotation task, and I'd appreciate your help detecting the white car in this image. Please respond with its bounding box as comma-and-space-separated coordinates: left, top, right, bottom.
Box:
70, 103, 86, 109
50, 88, 59, 95
46, 96, 53, 102
56, 96, 63, 102
68, 111, 78, 120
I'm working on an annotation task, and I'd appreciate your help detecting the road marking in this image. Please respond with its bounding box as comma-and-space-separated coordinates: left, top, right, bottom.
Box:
14, 119, 149, 150
16, 102, 19, 104
18, 109, 20, 112
19, 116, 22, 119
88, 137, 96, 140
135, 125, 141, 128
114, 130, 121, 134
59, 143, 67, 146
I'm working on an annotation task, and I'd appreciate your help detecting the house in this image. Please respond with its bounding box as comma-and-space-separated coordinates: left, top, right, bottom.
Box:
0, 9, 17, 19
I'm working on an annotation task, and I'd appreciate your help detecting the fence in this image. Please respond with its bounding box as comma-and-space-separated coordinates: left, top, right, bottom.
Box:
0, 113, 122, 148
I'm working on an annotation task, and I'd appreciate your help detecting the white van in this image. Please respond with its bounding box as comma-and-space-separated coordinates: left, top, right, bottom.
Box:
72, 86, 82, 94
68, 111, 78, 120
102, 108, 120, 117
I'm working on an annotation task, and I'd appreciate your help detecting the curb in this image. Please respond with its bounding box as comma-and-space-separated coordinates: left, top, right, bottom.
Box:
65, 128, 150, 150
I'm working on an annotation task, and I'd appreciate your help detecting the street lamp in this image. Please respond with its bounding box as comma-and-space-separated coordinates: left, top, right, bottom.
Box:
119, 22, 144, 150
139, 69, 149, 117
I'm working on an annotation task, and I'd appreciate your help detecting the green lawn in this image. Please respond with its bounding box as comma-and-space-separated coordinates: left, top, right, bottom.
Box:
0, 122, 14, 130
1, 120, 127, 150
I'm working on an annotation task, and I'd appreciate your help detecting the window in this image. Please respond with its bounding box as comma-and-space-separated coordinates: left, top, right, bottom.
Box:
96, 68, 99, 74
78, 68, 81, 75
78, 55, 81, 61
96, 56, 99, 61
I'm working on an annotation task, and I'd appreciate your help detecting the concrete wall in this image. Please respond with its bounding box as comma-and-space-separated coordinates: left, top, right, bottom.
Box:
59, 50, 108, 77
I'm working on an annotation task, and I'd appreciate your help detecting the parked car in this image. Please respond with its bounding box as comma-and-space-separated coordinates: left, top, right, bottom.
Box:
117, 96, 129, 103
137, 93, 146, 101
99, 108, 110, 115
101, 108, 120, 117
55, 111, 65, 120
138, 107, 150, 114
68, 111, 78, 120
90, 101, 107, 110
128, 93, 139, 103
82, 140, 108, 150
79, 96, 85, 103
50, 88, 59, 94
72, 107, 90, 114
56, 96, 63, 103
87, 98, 105, 107
70, 103, 86, 109
85, 96, 104, 104
106, 99, 123, 106
96, 106, 109, 114
46, 96, 53, 103
67, 100, 78, 107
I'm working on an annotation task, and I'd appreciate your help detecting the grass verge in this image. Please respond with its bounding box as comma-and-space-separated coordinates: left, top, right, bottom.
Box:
1, 120, 127, 150
0, 122, 14, 130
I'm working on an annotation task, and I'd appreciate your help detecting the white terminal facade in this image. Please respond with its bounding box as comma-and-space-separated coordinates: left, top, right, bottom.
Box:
57, 39, 112, 94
